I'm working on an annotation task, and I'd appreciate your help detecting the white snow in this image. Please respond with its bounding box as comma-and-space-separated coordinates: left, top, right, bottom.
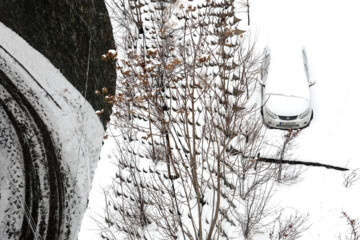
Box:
80, 0, 360, 239
252, 0, 360, 238
264, 49, 310, 99
0, 22, 104, 240
265, 94, 309, 116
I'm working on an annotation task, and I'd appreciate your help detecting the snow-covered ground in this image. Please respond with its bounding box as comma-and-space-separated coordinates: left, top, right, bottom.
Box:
252, 0, 360, 238
79, 0, 360, 239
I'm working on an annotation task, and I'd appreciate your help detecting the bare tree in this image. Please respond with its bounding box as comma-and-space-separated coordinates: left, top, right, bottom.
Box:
96, 0, 306, 239
342, 168, 360, 188
239, 0, 251, 26
339, 211, 360, 240
275, 129, 305, 183
236, 181, 275, 239
269, 212, 310, 240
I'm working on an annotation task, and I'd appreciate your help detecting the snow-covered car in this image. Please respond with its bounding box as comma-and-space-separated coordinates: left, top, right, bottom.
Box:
260, 47, 315, 129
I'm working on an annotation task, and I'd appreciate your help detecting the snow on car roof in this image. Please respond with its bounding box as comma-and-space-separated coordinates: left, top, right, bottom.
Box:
264, 44, 311, 100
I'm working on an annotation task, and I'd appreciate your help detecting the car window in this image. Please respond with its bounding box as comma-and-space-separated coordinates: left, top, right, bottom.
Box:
261, 48, 271, 84
302, 49, 310, 82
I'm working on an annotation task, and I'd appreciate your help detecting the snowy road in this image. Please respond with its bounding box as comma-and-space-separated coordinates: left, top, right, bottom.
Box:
0, 22, 103, 240
0, 45, 65, 240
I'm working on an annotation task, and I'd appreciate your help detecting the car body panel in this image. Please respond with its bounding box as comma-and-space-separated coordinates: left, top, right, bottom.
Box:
263, 107, 312, 129
264, 94, 309, 116
261, 47, 314, 129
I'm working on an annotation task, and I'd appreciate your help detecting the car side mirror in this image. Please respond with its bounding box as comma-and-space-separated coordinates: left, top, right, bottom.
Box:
309, 80, 316, 87
258, 79, 265, 87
